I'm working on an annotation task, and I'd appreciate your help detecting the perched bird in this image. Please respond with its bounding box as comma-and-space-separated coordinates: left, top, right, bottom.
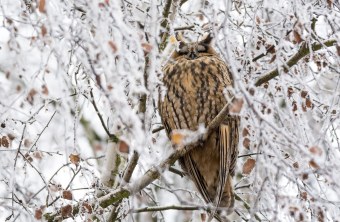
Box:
159, 34, 240, 221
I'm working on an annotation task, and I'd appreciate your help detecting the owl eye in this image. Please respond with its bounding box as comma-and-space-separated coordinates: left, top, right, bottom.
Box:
197, 45, 207, 52
178, 42, 188, 54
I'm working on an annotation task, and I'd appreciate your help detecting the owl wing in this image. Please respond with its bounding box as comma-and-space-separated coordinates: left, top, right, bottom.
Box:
212, 119, 237, 218
215, 123, 231, 207
183, 153, 213, 203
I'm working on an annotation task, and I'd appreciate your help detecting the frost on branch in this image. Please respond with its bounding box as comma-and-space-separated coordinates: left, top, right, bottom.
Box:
0, 0, 340, 222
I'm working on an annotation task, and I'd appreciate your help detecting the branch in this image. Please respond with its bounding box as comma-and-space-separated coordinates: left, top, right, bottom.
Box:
238, 152, 262, 158
254, 39, 337, 86
44, 103, 230, 221
99, 103, 229, 204
152, 126, 164, 133
131, 205, 199, 213
174, 25, 195, 31
122, 151, 139, 183
88, 79, 119, 143
159, 0, 173, 51
234, 193, 262, 221
169, 166, 185, 177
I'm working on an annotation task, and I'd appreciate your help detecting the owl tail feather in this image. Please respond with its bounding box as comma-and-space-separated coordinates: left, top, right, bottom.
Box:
208, 123, 233, 222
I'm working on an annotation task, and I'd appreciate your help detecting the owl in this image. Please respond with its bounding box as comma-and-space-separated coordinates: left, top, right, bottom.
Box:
159, 34, 240, 221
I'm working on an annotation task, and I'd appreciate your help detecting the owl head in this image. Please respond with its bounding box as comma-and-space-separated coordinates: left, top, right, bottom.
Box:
172, 33, 217, 60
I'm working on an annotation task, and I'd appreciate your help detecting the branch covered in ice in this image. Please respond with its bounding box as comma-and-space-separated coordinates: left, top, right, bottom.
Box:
44, 103, 231, 221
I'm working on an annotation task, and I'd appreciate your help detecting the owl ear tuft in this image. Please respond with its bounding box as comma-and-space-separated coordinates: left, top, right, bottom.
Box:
175, 32, 187, 52
178, 41, 186, 49
201, 33, 213, 45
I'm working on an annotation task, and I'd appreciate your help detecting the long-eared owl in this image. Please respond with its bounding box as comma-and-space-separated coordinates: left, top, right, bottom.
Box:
159, 34, 240, 221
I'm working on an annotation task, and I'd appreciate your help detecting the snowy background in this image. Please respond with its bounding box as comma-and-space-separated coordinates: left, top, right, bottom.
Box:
0, 0, 339, 221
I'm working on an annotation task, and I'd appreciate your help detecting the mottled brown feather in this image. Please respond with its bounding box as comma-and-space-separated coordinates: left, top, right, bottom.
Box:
159, 38, 239, 220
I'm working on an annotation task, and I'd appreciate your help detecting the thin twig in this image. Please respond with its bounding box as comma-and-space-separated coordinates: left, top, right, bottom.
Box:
252, 30, 293, 62
131, 204, 199, 213
87, 79, 119, 142
174, 25, 195, 31
152, 126, 165, 133
238, 152, 262, 158
169, 166, 185, 177
26, 111, 56, 154
252, 45, 275, 62
122, 151, 140, 183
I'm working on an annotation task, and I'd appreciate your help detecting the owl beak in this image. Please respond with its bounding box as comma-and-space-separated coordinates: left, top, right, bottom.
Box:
189, 52, 197, 59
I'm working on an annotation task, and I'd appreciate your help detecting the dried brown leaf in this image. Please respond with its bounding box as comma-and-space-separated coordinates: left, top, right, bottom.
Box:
200, 213, 206, 222
141, 42, 153, 54
317, 207, 324, 222
39, 0, 46, 13
24, 139, 32, 147
7, 134, 15, 140
108, 41, 117, 53
293, 162, 299, 169
1, 136, 9, 148
41, 25, 47, 37
302, 173, 308, 180
35, 208, 43, 220
16, 85, 22, 92
243, 137, 250, 149
98, 2, 106, 8
289, 206, 298, 216
300, 90, 308, 98
42, 84, 49, 95
309, 159, 319, 169
107, 84, 113, 91
25, 153, 33, 162
82, 202, 93, 213
287, 87, 294, 98
269, 54, 276, 64
61, 205, 73, 218
69, 153, 80, 165
33, 151, 43, 160
309, 146, 322, 156
27, 89, 37, 105
300, 192, 307, 201
292, 101, 297, 112
242, 158, 256, 175
118, 140, 129, 154
266, 45, 276, 54
62, 190, 73, 200
248, 87, 255, 96
255, 16, 261, 24
327, 0, 333, 8
293, 30, 303, 43
306, 98, 313, 108
242, 127, 249, 137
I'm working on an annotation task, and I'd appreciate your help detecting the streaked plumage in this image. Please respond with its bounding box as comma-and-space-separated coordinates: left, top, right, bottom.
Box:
159, 34, 240, 221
